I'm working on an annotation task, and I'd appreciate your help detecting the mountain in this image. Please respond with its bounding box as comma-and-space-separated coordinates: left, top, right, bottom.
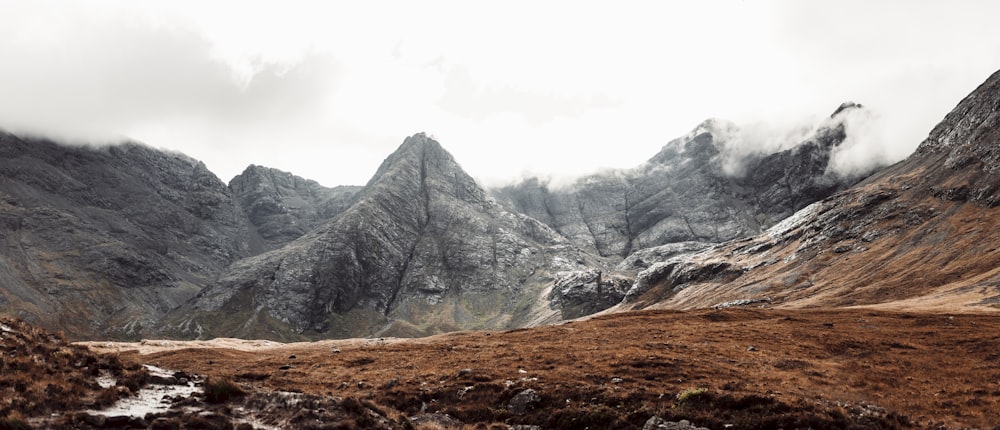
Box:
229, 165, 361, 250
622, 69, 1000, 313
494, 106, 881, 319
0, 134, 254, 338
493, 103, 872, 260
0, 104, 893, 340
170, 133, 599, 340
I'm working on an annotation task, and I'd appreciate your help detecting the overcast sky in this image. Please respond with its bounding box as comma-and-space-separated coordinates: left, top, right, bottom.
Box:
1, 1, 998, 187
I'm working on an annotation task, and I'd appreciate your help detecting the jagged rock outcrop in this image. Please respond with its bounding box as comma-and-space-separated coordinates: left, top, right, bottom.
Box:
493, 105, 874, 258
175, 133, 599, 339
0, 133, 254, 338
229, 165, 361, 250
547, 269, 632, 319
621, 69, 1000, 312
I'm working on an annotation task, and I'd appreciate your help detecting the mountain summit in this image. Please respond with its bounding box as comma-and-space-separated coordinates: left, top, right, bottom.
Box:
623, 69, 1000, 312
494, 104, 875, 260
173, 133, 592, 339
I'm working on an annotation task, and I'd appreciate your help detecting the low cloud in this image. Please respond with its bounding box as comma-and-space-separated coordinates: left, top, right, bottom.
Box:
715, 119, 822, 177
0, 5, 340, 145
438, 66, 620, 125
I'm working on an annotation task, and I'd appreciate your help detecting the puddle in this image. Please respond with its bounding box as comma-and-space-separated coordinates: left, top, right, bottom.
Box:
89, 365, 201, 418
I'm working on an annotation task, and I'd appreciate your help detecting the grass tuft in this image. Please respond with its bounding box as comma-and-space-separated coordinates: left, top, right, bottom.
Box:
203, 378, 246, 403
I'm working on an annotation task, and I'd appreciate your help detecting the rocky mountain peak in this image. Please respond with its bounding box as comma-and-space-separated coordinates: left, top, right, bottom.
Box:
228, 164, 361, 250
364, 132, 486, 206
916, 69, 1000, 170
647, 118, 739, 166
175, 133, 576, 339
0, 132, 254, 338
830, 101, 863, 118
620, 68, 1000, 314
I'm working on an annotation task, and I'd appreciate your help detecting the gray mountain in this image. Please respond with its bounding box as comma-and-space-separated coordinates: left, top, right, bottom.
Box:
500, 105, 884, 319
493, 104, 873, 261
172, 133, 598, 340
619, 69, 1000, 313
0, 133, 254, 339
0, 104, 889, 340
229, 165, 361, 250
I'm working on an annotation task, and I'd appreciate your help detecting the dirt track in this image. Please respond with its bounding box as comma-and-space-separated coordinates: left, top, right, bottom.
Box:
97, 308, 1000, 429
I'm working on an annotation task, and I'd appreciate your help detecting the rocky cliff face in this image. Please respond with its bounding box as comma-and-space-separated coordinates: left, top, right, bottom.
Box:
621, 70, 1000, 312
174, 133, 598, 339
493, 105, 872, 259
229, 165, 361, 250
0, 97, 917, 340
0, 133, 253, 338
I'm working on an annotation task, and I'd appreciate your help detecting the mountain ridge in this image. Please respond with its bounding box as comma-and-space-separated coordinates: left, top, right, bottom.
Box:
169, 132, 591, 340
0, 104, 897, 339
619, 69, 1000, 313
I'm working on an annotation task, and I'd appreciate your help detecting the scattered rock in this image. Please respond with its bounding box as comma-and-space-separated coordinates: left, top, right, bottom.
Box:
508, 389, 542, 415
149, 417, 181, 430
643, 416, 710, 430
278, 365, 292, 370
148, 374, 179, 385
409, 413, 464, 429
712, 297, 772, 309
746, 346, 757, 352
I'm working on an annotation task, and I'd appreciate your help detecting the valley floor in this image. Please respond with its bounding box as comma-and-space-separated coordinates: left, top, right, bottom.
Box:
82, 308, 1000, 429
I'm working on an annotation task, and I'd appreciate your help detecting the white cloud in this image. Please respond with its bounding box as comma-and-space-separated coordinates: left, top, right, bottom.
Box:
0, 1, 998, 187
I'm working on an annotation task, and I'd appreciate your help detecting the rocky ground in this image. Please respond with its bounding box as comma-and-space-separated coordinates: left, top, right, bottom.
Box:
58, 308, 999, 429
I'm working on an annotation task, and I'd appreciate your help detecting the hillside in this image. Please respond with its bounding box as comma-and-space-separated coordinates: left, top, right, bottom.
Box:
493, 104, 873, 258
621, 70, 1000, 313
0, 136, 255, 339
98, 308, 1000, 429
169, 133, 601, 340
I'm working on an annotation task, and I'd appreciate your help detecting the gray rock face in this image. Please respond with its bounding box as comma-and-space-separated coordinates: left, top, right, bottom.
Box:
229, 165, 360, 250
548, 269, 632, 319
643, 417, 709, 430
0, 133, 253, 339
620, 68, 1000, 311
493, 107, 875, 258
508, 389, 542, 415
0, 101, 896, 339
178, 133, 589, 339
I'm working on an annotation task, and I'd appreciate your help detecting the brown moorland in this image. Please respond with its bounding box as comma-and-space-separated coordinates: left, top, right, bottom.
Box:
0, 317, 148, 429
82, 308, 1000, 429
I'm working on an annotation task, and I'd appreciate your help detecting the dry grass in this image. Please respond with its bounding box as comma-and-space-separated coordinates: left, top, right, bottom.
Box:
0, 316, 147, 421
134, 308, 1000, 429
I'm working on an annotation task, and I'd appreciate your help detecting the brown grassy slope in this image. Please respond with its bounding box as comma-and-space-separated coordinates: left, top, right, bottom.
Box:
625, 149, 1000, 313
0, 317, 146, 424
622, 69, 1000, 314
134, 308, 1000, 429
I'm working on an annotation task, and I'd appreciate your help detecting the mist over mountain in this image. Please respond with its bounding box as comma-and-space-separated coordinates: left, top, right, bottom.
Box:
0, 101, 912, 340
0, 134, 253, 338
621, 69, 1000, 313
492, 103, 873, 259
